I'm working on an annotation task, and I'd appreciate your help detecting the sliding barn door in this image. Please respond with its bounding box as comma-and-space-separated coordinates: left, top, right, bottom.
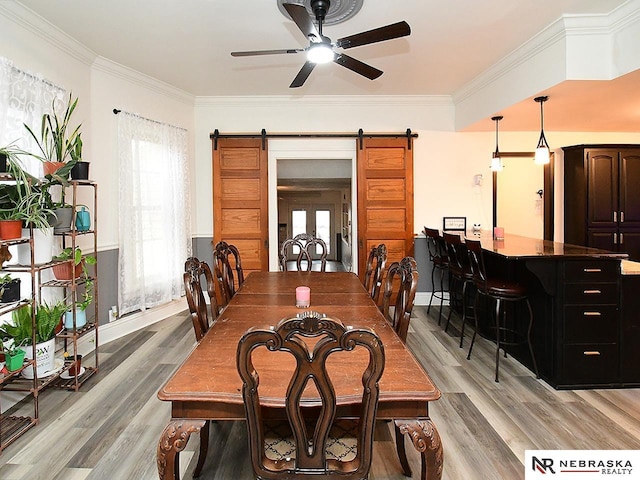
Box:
357, 137, 414, 279
212, 138, 269, 279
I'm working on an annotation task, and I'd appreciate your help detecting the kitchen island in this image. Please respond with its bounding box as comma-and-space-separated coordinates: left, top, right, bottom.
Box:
423, 231, 638, 389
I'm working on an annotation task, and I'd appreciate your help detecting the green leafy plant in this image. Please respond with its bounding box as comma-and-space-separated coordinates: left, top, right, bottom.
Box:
75, 278, 94, 311
0, 302, 67, 346
53, 246, 96, 267
1, 336, 27, 357
0, 144, 39, 221
14, 182, 55, 229
23, 93, 81, 165
53, 247, 96, 311
0, 273, 18, 300
69, 133, 82, 164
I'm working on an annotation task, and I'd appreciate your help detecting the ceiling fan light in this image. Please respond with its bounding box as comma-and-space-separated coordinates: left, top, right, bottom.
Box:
307, 44, 334, 64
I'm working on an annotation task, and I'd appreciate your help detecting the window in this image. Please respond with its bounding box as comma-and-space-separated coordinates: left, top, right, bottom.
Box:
0, 56, 64, 175
117, 112, 191, 315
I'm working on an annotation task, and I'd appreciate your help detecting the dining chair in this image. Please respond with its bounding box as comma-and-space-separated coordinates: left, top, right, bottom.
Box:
236, 310, 385, 480
423, 227, 449, 326
184, 257, 218, 340
213, 241, 245, 308
380, 256, 419, 343
363, 243, 387, 304
183, 256, 218, 477
442, 232, 475, 346
465, 238, 539, 382
279, 233, 328, 272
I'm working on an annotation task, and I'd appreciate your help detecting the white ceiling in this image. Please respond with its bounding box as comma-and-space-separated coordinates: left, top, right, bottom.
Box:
13, 0, 639, 132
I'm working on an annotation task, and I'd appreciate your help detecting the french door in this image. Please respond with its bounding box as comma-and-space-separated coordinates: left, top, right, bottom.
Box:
288, 204, 335, 260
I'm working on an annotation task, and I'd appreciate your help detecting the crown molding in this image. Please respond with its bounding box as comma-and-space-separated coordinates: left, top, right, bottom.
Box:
452, 19, 566, 104
0, 1, 96, 66
195, 95, 452, 109
92, 57, 194, 105
452, 1, 640, 104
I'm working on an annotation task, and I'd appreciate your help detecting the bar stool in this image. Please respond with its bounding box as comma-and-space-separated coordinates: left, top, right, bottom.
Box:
465, 238, 540, 382
442, 232, 475, 347
423, 227, 449, 325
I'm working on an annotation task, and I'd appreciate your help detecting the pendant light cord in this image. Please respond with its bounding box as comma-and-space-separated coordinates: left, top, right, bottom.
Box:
535, 96, 549, 149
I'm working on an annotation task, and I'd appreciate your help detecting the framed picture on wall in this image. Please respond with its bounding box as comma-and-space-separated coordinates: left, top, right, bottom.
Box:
443, 216, 466, 231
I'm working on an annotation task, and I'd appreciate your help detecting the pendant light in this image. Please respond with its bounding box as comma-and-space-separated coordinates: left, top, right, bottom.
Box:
534, 95, 550, 165
490, 115, 504, 172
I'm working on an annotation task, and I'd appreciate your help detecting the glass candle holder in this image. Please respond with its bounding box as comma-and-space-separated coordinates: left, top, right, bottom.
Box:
295, 286, 310, 308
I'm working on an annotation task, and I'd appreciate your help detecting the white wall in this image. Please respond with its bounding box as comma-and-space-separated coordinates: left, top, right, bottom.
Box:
4, 3, 640, 262
194, 97, 640, 247
0, 6, 196, 252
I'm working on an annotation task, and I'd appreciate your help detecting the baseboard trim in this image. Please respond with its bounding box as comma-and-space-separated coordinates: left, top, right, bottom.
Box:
417, 291, 450, 306
77, 298, 187, 355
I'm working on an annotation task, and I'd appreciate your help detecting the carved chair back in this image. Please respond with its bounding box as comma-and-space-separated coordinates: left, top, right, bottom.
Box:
237, 311, 385, 480
363, 243, 387, 304
184, 257, 217, 340
213, 241, 245, 308
381, 256, 419, 342
279, 233, 328, 272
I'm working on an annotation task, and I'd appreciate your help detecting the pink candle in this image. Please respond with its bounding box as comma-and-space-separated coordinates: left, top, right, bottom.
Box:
296, 286, 310, 308
493, 227, 505, 240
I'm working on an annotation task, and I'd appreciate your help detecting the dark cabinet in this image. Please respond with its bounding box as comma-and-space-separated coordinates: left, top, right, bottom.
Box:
621, 273, 640, 384
564, 145, 640, 261
558, 259, 620, 387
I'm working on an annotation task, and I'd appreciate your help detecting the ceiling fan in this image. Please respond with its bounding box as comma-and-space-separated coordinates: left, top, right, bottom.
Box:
230, 0, 411, 88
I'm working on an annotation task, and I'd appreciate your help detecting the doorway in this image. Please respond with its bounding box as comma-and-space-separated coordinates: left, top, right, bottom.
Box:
273, 149, 354, 271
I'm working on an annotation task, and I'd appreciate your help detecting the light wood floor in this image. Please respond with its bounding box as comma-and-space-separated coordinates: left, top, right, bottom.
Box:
1, 305, 639, 479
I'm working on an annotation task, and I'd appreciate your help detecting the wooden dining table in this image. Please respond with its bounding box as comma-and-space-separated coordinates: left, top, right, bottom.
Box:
157, 271, 443, 480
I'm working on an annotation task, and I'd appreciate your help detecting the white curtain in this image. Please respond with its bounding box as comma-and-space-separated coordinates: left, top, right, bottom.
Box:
0, 56, 65, 176
117, 112, 191, 315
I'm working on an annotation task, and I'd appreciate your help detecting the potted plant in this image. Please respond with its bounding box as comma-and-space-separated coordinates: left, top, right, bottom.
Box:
69, 134, 89, 180
0, 145, 36, 240
1, 338, 27, 372
0, 141, 23, 173
14, 182, 56, 265
51, 246, 96, 280
23, 92, 80, 177
64, 277, 93, 330
50, 199, 74, 234
0, 273, 21, 303
0, 301, 66, 377
0, 183, 26, 240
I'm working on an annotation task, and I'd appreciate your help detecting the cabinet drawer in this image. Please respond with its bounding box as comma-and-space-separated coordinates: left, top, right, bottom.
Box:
564, 282, 618, 304
564, 305, 618, 343
564, 260, 619, 282
562, 344, 618, 384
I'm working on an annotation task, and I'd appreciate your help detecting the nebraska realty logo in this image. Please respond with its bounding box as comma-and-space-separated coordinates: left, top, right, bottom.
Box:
525, 451, 638, 479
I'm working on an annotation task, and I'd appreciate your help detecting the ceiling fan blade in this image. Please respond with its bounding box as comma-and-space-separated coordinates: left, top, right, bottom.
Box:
283, 3, 321, 42
334, 54, 383, 80
290, 61, 316, 88
231, 48, 305, 57
336, 21, 411, 49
